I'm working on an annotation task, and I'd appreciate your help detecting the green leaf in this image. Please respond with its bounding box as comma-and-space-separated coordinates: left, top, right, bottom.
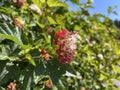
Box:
0, 22, 31, 49
46, 61, 75, 89
47, 0, 67, 7
0, 62, 21, 86
0, 65, 8, 81
0, 44, 20, 61
53, 85, 58, 90
32, 13, 45, 28
26, 54, 36, 66
99, 74, 107, 81
113, 11, 118, 15
70, 0, 80, 5
31, 0, 42, 8
29, 59, 36, 67
47, 16, 57, 25
22, 65, 34, 90
108, 6, 112, 14
37, 23, 45, 29
56, 79, 66, 90
74, 25, 81, 30
0, 33, 30, 49
112, 64, 120, 73
0, 7, 14, 14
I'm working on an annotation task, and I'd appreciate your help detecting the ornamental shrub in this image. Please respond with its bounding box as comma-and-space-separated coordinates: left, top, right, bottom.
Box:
0, 0, 120, 90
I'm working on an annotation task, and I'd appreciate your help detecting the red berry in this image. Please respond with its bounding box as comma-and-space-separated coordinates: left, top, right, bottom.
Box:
44, 54, 50, 61
15, 0, 25, 8
45, 80, 52, 88
54, 39, 60, 45
41, 49, 47, 55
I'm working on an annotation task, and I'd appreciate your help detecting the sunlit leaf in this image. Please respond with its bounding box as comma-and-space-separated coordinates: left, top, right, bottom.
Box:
47, 0, 67, 7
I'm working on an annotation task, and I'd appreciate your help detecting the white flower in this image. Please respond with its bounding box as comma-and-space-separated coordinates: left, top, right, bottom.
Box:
77, 35, 81, 40
62, 36, 77, 51
113, 79, 120, 88
92, 25, 97, 30
64, 32, 81, 50
71, 33, 81, 43
98, 54, 103, 60
69, 44, 77, 50
88, 0, 94, 3
70, 35, 77, 43
29, 4, 42, 15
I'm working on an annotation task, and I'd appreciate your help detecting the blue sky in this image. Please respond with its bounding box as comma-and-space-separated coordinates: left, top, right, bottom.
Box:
67, 0, 120, 20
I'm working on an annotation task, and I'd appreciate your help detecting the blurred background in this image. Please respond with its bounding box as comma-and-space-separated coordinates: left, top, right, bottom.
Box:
67, 0, 120, 20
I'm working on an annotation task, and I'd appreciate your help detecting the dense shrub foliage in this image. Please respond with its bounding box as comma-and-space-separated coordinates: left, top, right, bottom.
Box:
0, 0, 120, 90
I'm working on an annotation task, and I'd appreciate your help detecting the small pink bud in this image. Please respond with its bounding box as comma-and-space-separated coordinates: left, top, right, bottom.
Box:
45, 80, 52, 88
6, 82, 17, 90
15, 0, 25, 8
44, 54, 50, 61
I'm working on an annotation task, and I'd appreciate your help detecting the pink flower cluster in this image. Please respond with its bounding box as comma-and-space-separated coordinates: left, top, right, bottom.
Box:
45, 80, 52, 88
54, 29, 79, 64
6, 82, 17, 90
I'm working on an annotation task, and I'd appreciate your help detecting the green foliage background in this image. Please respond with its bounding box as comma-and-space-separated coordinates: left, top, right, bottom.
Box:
0, 0, 120, 90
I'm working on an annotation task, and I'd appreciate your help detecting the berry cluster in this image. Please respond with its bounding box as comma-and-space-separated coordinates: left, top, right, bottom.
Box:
6, 82, 17, 90
54, 29, 79, 64
41, 49, 50, 61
